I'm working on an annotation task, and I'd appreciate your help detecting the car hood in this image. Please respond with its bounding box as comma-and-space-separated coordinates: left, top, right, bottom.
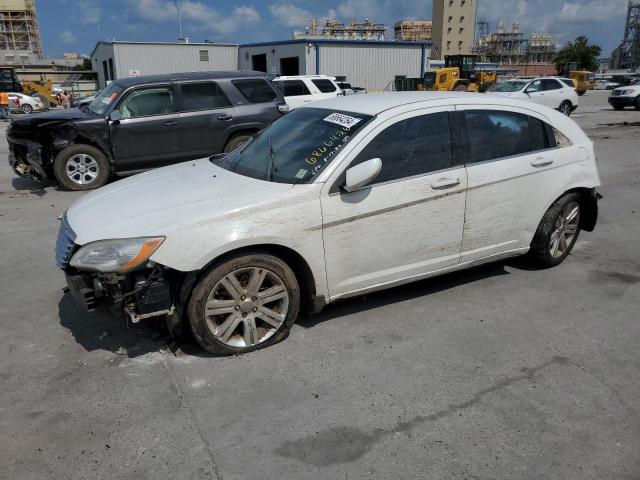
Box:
11, 107, 91, 129
66, 158, 294, 245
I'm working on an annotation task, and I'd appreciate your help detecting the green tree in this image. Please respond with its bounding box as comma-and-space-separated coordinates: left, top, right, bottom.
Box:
554, 36, 601, 73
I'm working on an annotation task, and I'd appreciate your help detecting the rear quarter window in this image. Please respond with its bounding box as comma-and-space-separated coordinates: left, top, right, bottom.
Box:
232, 78, 277, 103
312, 79, 338, 93
273, 80, 310, 97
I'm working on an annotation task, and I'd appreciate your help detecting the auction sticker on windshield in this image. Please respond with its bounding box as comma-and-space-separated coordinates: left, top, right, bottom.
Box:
324, 113, 362, 128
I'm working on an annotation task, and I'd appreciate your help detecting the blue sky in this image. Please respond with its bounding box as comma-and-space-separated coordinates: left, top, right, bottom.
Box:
38, 0, 629, 58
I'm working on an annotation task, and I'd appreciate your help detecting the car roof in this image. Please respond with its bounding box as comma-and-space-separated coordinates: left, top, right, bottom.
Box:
303, 91, 561, 116
114, 70, 268, 88
274, 75, 335, 80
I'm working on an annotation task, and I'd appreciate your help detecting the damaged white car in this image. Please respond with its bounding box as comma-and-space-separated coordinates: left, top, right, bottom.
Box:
57, 92, 601, 355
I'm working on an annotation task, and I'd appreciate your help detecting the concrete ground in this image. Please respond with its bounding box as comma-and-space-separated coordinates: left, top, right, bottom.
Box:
1, 91, 639, 480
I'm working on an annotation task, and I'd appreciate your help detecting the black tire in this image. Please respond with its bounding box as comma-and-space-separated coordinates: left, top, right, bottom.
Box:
223, 133, 251, 153
32, 93, 50, 109
559, 101, 572, 116
577, 90, 586, 96
453, 83, 468, 92
20, 104, 33, 114
635, 96, 640, 111
53, 144, 110, 191
529, 193, 582, 268
188, 253, 301, 355
613, 104, 625, 111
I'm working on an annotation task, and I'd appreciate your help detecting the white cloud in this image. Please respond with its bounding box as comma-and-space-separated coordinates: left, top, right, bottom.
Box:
78, 0, 101, 24
269, 4, 314, 26
127, 0, 260, 34
59, 30, 77, 44
558, 0, 627, 22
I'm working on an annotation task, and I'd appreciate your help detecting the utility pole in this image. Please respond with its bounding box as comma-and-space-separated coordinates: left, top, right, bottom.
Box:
175, 0, 183, 42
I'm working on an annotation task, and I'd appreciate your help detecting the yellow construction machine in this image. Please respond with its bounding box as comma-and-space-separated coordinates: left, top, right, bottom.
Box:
569, 70, 595, 96
425, 54, 497, 92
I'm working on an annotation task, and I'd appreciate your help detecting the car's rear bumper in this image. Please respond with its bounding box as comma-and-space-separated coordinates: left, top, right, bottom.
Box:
608, 96, 636, 108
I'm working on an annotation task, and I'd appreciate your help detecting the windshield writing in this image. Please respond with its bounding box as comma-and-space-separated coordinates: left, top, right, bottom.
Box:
215, 107, 373, 184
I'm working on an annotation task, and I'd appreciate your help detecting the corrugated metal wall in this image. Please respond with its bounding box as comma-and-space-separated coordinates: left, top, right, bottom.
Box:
319, 44, 425, 91
113, 44, 238, 79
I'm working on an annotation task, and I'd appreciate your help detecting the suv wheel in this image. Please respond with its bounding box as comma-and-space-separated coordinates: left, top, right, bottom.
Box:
559, 101, 572, 116
53, 145, 110, 191
223, 133, 251, 153
529, 193, 582, 267
188, 253, 300, 355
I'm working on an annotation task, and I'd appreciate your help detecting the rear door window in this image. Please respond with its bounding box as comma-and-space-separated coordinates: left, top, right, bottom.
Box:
232, 78, 277, 103
180, 82, 231, 111
542, 79, 562, 91
120, 86, 176, 119
274, 80, 310, 97
312, 79, 338, 93
463, 110, 533, 163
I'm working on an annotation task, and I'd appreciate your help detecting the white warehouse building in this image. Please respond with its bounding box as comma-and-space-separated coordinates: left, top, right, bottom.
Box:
239, 39, 431, 92
90, 41, 239, 88
89, 39, 431, 93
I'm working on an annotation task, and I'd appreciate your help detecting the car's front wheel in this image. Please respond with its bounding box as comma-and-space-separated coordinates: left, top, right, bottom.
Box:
20, 104, 33, 114
188, 253, 300, 355
635, 96, 640, 111
559, 100, 573, 116
529, 193, 582, 267
53, 144, 110, 191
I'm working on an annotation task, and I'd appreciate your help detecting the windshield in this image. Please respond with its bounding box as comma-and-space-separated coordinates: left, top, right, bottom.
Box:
87, 82, 124, 116
495, 80, 528, 92
215, 107, 373, 184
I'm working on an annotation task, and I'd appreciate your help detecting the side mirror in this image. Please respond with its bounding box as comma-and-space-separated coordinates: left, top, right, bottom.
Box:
343, 158, 382, 193
109, 109, 121, 122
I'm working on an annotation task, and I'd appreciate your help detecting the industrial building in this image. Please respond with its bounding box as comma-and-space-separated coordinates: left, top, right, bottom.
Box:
611, 1, 640, 70
0, 0, 42, 64
293, 18, 387, 41
474, 20, 555, 65
394, 20, 432, 41
239, 39, 430, 92
431, 0, 476, 59
90, 41, 239, 88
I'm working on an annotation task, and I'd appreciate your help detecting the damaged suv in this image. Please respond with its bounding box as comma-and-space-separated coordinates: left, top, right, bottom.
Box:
8, 71, 287, 190
57, 93, 600, 355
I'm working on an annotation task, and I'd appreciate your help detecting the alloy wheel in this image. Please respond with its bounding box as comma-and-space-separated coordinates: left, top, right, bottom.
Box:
560, 101, 572, 116
65, 154, 99, 185
549, 201, 580, 258
204, 267, 289, 348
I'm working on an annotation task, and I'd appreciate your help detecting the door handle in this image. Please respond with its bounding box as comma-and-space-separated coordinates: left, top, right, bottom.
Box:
431, 177, 461, 190
163, 120, 178, 127
530, 157, 553, 167
217, 114, 233, 121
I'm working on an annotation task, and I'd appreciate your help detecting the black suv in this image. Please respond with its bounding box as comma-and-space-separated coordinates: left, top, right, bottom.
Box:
7, 71, 287, 190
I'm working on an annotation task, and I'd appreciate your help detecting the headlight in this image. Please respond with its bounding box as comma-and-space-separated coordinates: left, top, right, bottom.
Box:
69, 237, 164, 272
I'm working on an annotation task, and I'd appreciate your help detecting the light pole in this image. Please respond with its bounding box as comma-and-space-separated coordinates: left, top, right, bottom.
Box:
175, 0, 183, 42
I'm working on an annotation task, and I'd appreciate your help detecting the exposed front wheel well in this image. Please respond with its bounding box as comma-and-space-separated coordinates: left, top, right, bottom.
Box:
178, 244, 318, 326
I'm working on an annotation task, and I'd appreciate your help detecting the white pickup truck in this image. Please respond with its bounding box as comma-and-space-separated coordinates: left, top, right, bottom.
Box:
271, 75, 342, 110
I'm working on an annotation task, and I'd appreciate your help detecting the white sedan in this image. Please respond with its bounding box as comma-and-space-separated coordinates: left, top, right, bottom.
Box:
8, 93, 45, 114
491, 77, 579, 116
57, 92, 601, 354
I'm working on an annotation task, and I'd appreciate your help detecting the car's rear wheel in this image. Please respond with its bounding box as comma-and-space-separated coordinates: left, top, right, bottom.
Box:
223, 133, 251, 153
559, 100, 572, 116
20, 104, 33, 114
53, 144, 110, 191
613, 104, 625, 110
188, 253, 300, 355
529, 193, 582, 267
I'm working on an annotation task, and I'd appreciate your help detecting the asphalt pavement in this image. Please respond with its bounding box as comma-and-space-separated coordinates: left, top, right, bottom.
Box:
1, 91, 639, 479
